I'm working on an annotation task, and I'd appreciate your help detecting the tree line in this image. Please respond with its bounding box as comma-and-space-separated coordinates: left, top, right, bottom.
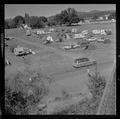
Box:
5, 8, 116, 29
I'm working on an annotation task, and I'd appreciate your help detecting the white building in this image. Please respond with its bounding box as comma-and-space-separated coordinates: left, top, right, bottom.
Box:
104, 14, 110, 20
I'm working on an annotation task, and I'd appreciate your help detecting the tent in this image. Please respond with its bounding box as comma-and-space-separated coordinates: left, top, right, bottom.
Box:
92, 29, 106, 35
37, 30, 45, 35
26, 30, 31, 36
66, 33, 70, 40
46, 36, 54, 42
74, 33, 85, 39
71, 28, 77, 33
49, 28, 54, 32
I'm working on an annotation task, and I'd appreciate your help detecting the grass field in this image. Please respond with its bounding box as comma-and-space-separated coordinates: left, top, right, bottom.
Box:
5, 22, 116, 114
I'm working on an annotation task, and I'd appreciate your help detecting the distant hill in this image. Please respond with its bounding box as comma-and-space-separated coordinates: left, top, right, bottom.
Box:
47, 10, 116, 20
77, 10, 116, 19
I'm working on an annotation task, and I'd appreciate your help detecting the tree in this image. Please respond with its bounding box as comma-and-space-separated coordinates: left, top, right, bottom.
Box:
54, 14, 63, 25
25, 13, 30, 26
29, 16, 47, 28
5, 20, 9, 29
13, 16, 25, 27
38, 16, 47, 28
30, 16, 39, 28
59, 8, 80, 26
92, 15, 98, 20
39, 16, 47, 23
108, 12, 116, 20
6, 19, 16, 28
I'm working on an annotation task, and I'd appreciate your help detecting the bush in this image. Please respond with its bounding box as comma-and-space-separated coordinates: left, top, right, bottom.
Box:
87, 72, 106, 98
5, 69, 50, 115
52, 72, 106, 115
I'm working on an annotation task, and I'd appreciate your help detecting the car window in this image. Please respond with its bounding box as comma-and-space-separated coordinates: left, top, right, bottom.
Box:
75, 58, 89, 63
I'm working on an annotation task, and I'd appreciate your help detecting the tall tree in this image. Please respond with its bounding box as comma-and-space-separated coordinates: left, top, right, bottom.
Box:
6, 19, 16, 28
25, 13, 30, 26
5, 20, 9, 29
13, 16, 25, 27
59, 8, 79, 26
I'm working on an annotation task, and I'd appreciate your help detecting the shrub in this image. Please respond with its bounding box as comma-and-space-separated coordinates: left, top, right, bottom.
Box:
87, 72, 106, 98
52, 72, 106, 115
5, 69, 50, 114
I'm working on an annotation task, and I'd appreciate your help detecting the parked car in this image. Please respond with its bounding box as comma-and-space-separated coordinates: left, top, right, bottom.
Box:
97, 37, 111, 43
97, 37, 105, 43
86, 37, 97, 42
63, 45, 73, 50
63, 44, 80, 50
72, 57, 96, 68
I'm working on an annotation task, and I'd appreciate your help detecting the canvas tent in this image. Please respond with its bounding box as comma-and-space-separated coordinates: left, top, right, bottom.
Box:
74, 33, 85, 39
92, 29, 106, 35
46, 36, 54, 42
26, 30, 31, 36
49, 28, 54, 32
37, 30, 45, 35
71, 28, 77, 33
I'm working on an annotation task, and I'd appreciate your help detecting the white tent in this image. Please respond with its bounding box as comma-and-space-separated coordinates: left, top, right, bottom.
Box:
26, 30, 31, 36
46, 36, 54, 42
74, 33, 85, 39
37, 30, 45, 34
66, 33, 70, 40
71, 28, 77, 33
49, 28, 54, 32
92, 29, 106, 35
92, 30, 101, 34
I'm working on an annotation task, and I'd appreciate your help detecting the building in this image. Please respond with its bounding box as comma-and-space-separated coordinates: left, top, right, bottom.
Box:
104, 14, 110, 20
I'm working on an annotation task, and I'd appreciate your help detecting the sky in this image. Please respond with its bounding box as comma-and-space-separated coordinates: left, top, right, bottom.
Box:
5, 4, 116, 19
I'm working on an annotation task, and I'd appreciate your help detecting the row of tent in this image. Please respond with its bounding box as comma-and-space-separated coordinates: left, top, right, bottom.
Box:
92, 29, 112, 35
25, 26, 112, 45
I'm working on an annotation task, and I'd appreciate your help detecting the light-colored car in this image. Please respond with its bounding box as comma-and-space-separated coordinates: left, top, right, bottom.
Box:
97, 37, 111, 43
97, 38, 105, 43
63, 45, 73, 50
72, 57, 96, 68
87, 37, 97, 42
63, 44, 80, 50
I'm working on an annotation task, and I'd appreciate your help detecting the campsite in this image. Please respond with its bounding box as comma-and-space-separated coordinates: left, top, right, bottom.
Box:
4, 5, 116, 115
5, 21, 116, 114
